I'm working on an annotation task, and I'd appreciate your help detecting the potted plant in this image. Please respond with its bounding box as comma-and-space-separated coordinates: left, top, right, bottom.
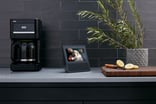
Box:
78, 0, 148, 66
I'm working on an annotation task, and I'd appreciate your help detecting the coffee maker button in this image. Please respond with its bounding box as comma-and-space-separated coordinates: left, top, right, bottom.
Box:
28, 59, 36, 62
20, 59, 29, 62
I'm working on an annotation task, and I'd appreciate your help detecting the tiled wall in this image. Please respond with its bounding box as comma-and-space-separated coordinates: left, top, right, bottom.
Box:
0, 0, 156, 68
136, 0, 156, 66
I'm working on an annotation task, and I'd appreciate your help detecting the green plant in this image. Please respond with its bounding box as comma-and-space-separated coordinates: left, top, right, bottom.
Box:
78, 0, 144, 48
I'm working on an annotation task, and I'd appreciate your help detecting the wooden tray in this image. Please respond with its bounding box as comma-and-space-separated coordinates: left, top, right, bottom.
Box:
101, 66, 156, 77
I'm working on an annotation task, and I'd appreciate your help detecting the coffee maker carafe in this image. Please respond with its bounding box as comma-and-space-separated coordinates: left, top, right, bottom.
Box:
10, 19, 42, 71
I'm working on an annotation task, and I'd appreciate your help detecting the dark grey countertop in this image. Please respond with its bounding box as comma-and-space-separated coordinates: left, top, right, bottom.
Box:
0, 68, 156, 83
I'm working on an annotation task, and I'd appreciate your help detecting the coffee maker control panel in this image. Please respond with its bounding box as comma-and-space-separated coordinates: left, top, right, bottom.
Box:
13, 23, 35, 34
10, 19, 41, 39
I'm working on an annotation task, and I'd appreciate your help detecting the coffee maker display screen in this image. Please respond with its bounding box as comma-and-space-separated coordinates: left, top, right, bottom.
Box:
13, 24, 35, 34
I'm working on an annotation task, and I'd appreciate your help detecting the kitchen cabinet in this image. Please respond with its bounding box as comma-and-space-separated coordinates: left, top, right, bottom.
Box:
0, 83, 156, 104
0, 102, 81, 104
0, 68, 156, 104
85, 101, 156, 104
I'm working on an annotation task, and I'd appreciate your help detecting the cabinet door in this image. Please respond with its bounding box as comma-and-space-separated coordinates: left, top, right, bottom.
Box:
85, 101, 156, 104
0, 101, 82, 104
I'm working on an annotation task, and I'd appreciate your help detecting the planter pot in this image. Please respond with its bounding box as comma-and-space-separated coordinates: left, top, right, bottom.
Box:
126, 48, 148, 66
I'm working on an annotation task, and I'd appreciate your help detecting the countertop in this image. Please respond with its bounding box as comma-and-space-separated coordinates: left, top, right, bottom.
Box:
0, 68, 156, 83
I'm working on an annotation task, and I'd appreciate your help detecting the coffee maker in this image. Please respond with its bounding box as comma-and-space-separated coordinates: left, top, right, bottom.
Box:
10, 19, 42, 71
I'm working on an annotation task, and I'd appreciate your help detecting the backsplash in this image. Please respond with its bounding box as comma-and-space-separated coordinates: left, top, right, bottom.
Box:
0, 0, 156, 67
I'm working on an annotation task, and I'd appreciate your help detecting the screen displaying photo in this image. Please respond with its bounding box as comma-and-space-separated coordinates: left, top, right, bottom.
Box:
66, 48, 86, 62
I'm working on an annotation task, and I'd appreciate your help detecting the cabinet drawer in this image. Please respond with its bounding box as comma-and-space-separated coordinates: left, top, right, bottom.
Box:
85, 101, 156, 104
0, 101, 82, 104
1, 87, 156, 101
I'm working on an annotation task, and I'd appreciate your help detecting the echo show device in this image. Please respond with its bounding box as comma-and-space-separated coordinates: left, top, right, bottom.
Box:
63, 45, 90, 73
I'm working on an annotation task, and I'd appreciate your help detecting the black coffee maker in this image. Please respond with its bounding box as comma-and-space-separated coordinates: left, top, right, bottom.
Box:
10, 19, 42, 71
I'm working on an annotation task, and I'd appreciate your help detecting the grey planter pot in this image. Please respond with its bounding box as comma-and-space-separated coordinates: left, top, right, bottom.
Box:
126, 48, 148, 66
